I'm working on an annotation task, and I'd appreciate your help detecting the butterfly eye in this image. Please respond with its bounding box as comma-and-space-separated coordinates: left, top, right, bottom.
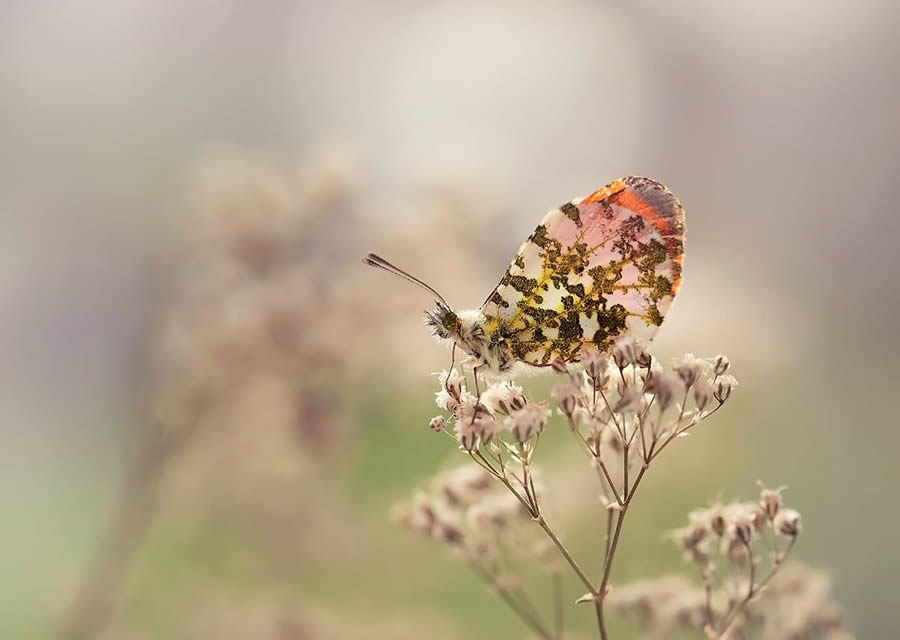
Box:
444, 314, 461, 333
424, 306, 458, 340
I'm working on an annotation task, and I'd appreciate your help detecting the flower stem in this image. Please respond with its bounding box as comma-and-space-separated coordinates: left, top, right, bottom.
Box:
593, 465, 649, 639
715, 537, 797, 637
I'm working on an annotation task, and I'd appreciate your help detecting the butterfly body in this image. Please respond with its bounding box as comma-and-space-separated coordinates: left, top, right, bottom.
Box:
365, 176, 685, 376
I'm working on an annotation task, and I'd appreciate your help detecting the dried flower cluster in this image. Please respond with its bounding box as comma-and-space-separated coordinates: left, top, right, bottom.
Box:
394, 337, 852, 639
663, 485, 806, 638
64, 150, 362, 640
611, 486, 851, 640
397, 337, 739, 639
394, 465, 560, 639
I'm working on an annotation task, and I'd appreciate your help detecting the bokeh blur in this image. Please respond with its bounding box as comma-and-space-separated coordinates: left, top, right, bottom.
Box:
2, 2, 898, 639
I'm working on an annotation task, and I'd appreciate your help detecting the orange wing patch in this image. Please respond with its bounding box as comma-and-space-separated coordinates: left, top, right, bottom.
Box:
580, 178, 627, 204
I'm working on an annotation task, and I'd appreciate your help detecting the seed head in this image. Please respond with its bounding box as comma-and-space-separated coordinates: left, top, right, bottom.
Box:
436, 368, 463, 399
693, 378, 714, 412
579, 348, 610, 385
505, 403, 551, 443
714, 374, 738, 403
455, 400, 499, 449
710, 511, 727, 537
467, 492, 525, 529
714, 354, 731, 376
774, 508, 802, 537
573, 406, 595, 429
551, 382, 580, 417
429, 415, 446, 432
432, 465, 492, 506
733, 519, 753, 546
645, 371, 686, 411
674, 353, 709, 388
435, 369, 465, 411
613, 385, 644, 414
481, 381, 526, 415
759, 485, 786, 520
612, 335, 646, 369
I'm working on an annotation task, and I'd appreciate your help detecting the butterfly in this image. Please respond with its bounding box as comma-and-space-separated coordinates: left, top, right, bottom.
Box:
363, 176, 685, 378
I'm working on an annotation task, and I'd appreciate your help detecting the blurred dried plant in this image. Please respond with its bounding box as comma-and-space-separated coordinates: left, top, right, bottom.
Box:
62, 148, 509, 640
609, 544, 853, 640
61, 148, 362, 640
393, 338, 853, 639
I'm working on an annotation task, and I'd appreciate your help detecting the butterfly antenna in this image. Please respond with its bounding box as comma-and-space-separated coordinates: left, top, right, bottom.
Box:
361, 252, 450, 306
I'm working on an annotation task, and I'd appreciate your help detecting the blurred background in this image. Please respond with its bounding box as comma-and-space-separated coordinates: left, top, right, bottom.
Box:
2, 1, 898, 639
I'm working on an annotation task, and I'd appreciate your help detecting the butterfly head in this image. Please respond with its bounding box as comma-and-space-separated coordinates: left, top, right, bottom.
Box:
424, 300, 461, 340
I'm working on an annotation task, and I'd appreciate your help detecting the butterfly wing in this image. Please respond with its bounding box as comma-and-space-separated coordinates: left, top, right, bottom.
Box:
481, 176, 685, 366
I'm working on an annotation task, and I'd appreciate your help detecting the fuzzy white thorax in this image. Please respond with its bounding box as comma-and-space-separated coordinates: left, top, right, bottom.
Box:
446, 308, 519, 377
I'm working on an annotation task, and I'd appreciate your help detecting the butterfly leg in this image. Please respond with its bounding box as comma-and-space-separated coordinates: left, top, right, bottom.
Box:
444, 342, 457, 392
471, 364, 483, 427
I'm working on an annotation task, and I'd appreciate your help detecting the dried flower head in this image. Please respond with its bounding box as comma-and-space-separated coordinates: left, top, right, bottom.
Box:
760, 484, 787, 521
481, 381, 527, 415
613, 385, 644, 414
730, 511, 754, 546
505, 403, 551, 443
715, 374, 739, 403
467, 492, 528, 529
551, 382, 580, 417
456, 399, 501, 449
775, 508, 802, 537
431, 465, 493, 507
714, 354, 731, 376
612, 335, 645, 369
693, 377, 714, 411
674, 353, 710, 387
645, 371, 686, 411
435, 369, 464, 410
580, 348, 611, 384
